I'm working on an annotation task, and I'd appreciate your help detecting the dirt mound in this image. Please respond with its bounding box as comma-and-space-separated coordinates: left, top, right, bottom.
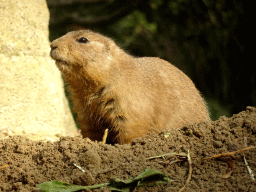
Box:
1, 107, 256, 191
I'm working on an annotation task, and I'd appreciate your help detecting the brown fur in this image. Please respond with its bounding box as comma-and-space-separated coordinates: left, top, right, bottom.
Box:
50, 30, 210, 144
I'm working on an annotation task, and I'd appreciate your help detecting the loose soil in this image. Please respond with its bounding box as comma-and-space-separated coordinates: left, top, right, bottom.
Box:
0, 107, 256, 192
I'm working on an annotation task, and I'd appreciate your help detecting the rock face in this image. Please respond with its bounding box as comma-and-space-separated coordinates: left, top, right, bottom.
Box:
0, 0, 77, 141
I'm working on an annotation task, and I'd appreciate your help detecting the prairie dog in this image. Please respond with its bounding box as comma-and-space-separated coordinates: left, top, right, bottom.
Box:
50, 30, 210, 144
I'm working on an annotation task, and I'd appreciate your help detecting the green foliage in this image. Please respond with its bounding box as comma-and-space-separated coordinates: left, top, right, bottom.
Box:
149, 0, 163, 9
37, 169, 171, 192
168, 0, 187, 15
206, 98, 232, 121
108, 10, 157, 48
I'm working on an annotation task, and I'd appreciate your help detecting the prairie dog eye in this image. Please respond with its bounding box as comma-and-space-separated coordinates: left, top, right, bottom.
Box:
77, 37, 89, 43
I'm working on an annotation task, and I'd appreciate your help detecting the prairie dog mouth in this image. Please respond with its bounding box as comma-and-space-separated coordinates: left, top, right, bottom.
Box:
52, 59, 68, 68
50, 49, 59, 59
50, 49, 68, 65
55, 60, 68, 66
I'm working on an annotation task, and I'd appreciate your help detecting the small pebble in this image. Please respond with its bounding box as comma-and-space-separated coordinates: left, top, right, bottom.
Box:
213, 140, 223, 148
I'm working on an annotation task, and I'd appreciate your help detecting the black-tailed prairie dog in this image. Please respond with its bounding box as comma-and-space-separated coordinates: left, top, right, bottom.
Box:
50, 30, 210, 144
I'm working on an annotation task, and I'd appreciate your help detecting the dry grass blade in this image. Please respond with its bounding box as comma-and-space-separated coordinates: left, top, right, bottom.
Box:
149, 151, 192, 192
73, 163, 86, 173
179, 150, 192, 192
0, 164, 9, 169
243, 156, 255, 181
243, 137, 255, 181
146, 152, 177, 160
102, 129, 108, 144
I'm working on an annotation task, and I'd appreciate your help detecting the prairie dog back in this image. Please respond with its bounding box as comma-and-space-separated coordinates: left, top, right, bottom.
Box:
50, 30, 210, 144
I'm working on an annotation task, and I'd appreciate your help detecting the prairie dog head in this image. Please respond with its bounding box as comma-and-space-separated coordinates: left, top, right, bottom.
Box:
50, 30, 120, 82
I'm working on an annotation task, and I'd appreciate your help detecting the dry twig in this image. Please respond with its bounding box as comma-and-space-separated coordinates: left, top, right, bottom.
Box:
203, 146, 255, 179
202, 146, 255, 160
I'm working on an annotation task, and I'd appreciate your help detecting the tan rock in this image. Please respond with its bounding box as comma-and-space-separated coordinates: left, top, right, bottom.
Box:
0, 0, 77, 141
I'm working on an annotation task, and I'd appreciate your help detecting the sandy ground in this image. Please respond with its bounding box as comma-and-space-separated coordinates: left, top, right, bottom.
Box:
0, 107, 256, 191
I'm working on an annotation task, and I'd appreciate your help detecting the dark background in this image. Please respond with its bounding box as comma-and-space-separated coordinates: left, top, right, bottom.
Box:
46, 0, 254, 121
